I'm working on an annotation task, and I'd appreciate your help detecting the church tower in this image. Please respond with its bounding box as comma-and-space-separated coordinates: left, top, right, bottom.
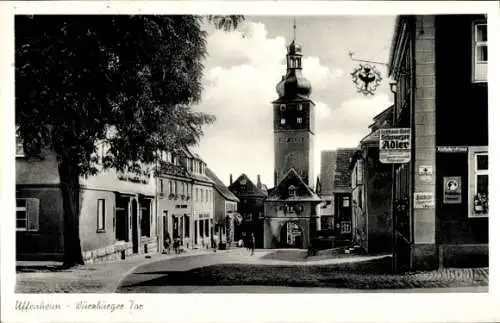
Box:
273, 24, 315, 188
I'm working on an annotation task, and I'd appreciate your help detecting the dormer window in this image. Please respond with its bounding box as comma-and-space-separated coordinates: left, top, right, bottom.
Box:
288, 185, 297, 197
280, 118, 286, 125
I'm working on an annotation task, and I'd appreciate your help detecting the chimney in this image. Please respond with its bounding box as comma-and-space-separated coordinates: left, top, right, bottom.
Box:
257, 175, 262, 189
230, 174, 233, 185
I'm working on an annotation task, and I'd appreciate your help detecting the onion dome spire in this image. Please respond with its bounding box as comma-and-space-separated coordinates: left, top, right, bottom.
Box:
275, 17, 312, 100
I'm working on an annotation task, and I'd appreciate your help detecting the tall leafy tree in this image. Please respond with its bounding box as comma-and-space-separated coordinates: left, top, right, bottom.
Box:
15, 15, 244, 267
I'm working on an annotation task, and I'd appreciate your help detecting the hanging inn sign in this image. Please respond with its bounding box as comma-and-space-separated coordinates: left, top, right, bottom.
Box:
348, 52, 385, 96
379, 128, 411, 164
351, 64, 383, 95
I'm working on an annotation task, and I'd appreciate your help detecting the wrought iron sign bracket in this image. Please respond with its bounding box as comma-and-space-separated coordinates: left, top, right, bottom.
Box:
348, 52, 388, 67
348, 52, 410, 77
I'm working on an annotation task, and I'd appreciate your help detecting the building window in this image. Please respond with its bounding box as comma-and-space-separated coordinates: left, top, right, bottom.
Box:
97, 199, 106, 231
297, 117, 302, 124
16, 199, 28, 231
288, 185, 297, 197
340, 221, 351, 234
160, 179, 164, 194
473, 21, 487, 82
280, 118, 286, 125
280, 104, 286, 111
199, 220, 204, 237
16, 198, 40, 231
204, 219, 209, 237
342, 196, 350, 208
469, 148, 488, 217
298, 104, 303, 111
206, 189, 208, 202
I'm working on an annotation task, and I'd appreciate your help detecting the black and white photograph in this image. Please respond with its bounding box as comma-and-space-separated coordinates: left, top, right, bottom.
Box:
1, 1, 499, 322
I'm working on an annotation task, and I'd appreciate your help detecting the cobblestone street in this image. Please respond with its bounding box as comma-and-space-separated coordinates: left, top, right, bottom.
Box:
115, 249, 489, 293
16, 248, 489, 293
15, 249, 220, 293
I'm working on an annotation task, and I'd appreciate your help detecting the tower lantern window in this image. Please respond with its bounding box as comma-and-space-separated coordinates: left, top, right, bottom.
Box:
287, 55, 301, 69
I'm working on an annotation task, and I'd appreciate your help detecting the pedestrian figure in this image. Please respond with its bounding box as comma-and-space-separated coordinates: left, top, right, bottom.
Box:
245, 234, 251, 252
213, 233, 219, 252
173, 238, 180, 254
163, 233, 171, 254
250, 233, 255, 256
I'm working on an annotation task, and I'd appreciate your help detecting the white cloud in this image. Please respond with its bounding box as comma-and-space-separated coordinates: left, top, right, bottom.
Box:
196, 21, 391, 186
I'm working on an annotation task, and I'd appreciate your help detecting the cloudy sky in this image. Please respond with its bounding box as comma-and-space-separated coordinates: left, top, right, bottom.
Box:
194, 16, 396, 187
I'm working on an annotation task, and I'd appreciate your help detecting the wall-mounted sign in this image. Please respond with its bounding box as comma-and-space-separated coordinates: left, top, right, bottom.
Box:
443, 176, 462, 204
418, 165, 433, 182
414, 192, 435, 209
278, 136, 305, 144
437, 146, 468, 153
117, 172, 149, 184
379, 128, 411, 164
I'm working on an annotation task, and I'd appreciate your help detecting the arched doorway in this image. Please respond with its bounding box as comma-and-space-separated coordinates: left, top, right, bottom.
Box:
131, 199, 139, 253
279, 221, 304, 248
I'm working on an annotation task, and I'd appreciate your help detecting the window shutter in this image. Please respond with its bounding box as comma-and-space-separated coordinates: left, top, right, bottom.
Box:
27, 198, 40, 231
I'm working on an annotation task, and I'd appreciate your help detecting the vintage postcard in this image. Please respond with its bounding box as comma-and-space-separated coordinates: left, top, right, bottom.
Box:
1, 1, 499, 322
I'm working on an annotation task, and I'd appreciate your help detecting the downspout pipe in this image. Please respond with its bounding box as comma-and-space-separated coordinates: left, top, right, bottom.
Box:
390, 83, 398, 273
409, 15, 417, 271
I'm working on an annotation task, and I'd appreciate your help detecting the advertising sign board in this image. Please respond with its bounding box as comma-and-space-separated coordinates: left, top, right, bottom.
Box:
379, 128, 411, 163
444, 176, 462, 204
414, 192, 435, 209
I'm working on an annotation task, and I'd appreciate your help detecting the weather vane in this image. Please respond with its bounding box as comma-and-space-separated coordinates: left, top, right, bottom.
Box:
348, 51, 385, 96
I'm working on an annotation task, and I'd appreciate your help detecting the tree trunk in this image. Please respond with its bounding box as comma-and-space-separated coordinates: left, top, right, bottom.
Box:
58, 157, 84, 267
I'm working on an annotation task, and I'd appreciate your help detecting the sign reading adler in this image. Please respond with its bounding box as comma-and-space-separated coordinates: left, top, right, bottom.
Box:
379, 128, 411, 164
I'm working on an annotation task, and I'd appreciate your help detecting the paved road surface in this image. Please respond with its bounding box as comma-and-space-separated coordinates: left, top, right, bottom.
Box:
115, 250, 487, 293
123, 285, 487, 293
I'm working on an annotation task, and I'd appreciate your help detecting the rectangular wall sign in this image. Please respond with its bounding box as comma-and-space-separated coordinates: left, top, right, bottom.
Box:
379, 128, 411, 164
